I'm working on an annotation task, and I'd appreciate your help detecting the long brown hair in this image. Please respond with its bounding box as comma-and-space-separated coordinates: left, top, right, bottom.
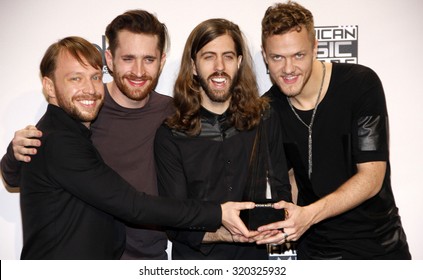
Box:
166, 18, 268, 136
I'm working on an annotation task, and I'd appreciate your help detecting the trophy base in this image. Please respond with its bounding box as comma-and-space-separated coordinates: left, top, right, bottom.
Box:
241, 203, 285, 230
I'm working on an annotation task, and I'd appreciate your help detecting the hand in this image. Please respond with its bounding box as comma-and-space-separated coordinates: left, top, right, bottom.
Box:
256, 200, 313, 245
247, 229, 281, 243
12, 125, 42, 162
203, 226, 255, 243
220, 201, 255, 238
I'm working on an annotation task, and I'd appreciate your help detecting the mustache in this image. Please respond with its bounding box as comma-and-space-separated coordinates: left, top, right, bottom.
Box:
208, 71, 231, 80
75, 93, 103, 100
124, 73, 153, 81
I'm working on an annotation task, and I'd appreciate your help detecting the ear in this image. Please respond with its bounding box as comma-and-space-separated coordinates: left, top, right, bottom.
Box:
42, 76, 57, 104
237, 55, 242, 69
159, 53, 167, 72
191, 58, 198, 76
105, 49, 114, 72
312, 38, 318, 59
261, 47, 269, 64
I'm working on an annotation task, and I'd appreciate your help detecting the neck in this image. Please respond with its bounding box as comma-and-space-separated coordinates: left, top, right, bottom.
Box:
107, 82, 150, 109
289, 60, 326, 110
200, 92, 231, 115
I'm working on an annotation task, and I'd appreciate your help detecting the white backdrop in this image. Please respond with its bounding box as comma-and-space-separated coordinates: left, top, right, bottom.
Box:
1, 0, 422, 260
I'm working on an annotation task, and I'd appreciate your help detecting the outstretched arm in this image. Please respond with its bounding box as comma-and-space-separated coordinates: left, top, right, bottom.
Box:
257, 161, 386, 244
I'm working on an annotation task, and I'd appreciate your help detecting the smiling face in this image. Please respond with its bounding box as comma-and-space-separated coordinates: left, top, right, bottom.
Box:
192, 34, 242, 111
44, 50, 104, 127
106, 30, 165, 106
262, 27, 317, 98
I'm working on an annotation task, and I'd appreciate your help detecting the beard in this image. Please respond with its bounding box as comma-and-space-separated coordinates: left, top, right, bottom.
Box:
55, 88, 103, 123
113, 71, 158, 102
197, 71, 237, 103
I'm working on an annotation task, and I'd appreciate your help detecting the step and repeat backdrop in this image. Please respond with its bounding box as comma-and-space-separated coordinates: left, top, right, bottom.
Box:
1, 0, 422, 259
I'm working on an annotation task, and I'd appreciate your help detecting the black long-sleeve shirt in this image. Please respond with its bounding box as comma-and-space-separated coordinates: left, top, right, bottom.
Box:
155, 107, 291, 259
11, 104, 221, 259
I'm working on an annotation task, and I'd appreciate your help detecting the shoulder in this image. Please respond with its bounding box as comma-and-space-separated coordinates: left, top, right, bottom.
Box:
150, 91, 175, 115
262, 84, 282, 99
150, 91, 173, 104
155, 123, 174, 139
333, 63, 380, 81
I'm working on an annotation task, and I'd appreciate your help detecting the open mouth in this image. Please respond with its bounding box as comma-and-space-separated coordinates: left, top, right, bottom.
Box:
210, 76, 228, 89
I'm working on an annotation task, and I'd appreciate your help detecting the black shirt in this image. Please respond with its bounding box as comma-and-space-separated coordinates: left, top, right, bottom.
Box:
264, 63, 410, 259
18, 104, 221, 259
155, 107, 291, 259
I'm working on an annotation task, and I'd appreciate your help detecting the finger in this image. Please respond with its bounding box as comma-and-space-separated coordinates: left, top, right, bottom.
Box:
13, 135, 42, 148
24, 125, 43, 137
257, 220, 285, 232
272, 200, 289, 209
15, 154, 32, 163
234, 218, 251, 237
256, 232, 286, 245
13, 146, 38, 162
237, 201, 255, 210
16, 139, 42, 149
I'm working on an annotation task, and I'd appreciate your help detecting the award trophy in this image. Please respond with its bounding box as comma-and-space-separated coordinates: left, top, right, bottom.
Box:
241, 122, 285, 230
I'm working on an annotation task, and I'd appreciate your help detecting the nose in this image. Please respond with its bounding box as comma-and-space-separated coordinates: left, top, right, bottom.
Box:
283, 58, 295, 74
214, 56, 225, 73
83, 79, 96, 95
133, 58, 145, 77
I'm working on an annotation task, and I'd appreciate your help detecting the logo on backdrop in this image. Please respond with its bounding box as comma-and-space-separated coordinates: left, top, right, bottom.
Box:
93, 35, 110, 76
316, 25, 358, 64
93, 27, 359, 75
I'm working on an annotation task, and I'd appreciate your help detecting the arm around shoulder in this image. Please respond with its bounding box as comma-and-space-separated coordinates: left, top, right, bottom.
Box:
1, 142, 22, 187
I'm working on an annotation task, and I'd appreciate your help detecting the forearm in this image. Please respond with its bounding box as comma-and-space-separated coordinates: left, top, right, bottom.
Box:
203, 227, 232, 243
306, 161, 386, 225
1, 142, 22, 187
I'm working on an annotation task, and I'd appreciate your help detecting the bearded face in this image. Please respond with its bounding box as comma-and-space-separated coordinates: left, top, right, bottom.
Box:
193, 34, 242, 107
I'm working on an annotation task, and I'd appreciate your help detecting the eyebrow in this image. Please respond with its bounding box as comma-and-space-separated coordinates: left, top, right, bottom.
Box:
200, 50, 237, 56
121, 54, 158, 59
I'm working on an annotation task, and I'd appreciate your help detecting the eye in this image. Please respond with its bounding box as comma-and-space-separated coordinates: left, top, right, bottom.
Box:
122, 56, 133, 62
144, 57, 156, 64
93, 74, 102, 81
224, 54, 235, 60
295, 53, 305, 59
70, 76, 81, 81
271, 55, 283, 61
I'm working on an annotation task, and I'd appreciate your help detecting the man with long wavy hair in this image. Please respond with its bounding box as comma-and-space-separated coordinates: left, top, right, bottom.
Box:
154, 18, 292, 259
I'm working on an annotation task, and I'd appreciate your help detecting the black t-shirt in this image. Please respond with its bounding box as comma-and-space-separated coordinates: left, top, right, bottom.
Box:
264, 63, 410, 259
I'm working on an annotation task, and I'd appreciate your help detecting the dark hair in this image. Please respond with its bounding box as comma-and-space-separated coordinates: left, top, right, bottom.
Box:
261, 1, 315, 48
40, 36, 102, 79
105, 9, 169, 56
167, 18, 268, 136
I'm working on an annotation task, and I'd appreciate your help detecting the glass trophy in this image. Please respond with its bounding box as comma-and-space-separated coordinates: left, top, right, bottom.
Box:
241, 122, 285, 230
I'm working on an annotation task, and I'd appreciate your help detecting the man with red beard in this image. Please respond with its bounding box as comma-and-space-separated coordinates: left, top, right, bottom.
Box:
154, 18, 292, 259
9, 36, 253, 259
2, 10, 173, 259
